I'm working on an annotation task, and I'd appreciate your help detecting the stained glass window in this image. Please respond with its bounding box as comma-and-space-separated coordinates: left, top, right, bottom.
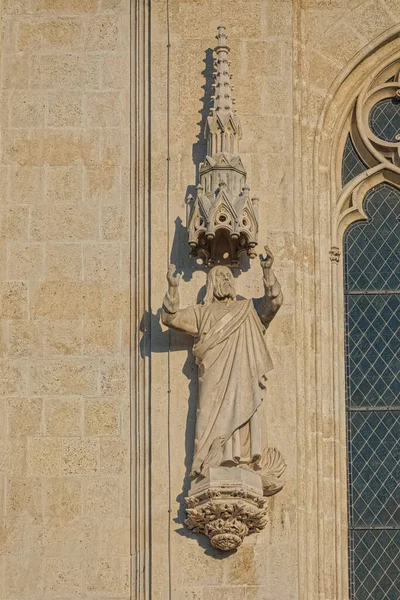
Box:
344, 183, 400, 600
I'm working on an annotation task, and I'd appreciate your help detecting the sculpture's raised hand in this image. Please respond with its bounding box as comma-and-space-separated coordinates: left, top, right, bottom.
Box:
260, 245, 274, 271
167, 264, 180, 288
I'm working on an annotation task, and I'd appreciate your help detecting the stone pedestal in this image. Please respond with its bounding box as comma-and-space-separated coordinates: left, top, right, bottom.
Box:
185, 467, 268, 551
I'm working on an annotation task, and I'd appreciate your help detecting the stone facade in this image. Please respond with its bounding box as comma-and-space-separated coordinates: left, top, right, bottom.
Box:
1, 0, 400, 599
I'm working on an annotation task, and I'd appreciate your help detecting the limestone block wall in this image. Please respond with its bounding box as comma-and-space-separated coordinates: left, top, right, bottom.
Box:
0, 1, 131, 598
1, 0, 400, 598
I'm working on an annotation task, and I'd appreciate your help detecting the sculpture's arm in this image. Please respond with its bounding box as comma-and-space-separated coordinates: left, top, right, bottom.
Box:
161, 265, 199, 336
255, 245, 283, 327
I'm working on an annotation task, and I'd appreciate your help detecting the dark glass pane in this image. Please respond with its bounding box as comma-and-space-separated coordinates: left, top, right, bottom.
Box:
344, 183, 400, 292
342, 134, 367, 187
348, 410, 400, 527
345, 294, 400, 408
344, 183, 400, 600
349, 530, 400, 599
369, 97, 400, 142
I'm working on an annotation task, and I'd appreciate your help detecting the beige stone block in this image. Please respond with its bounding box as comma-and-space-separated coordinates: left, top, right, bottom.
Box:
31, 281, 83, 319
45, 243, 82, 281
44, 558, 82, 597
121, 317, 129, 357
355, 0, 395, 41
47, 166, 82, 204
83, 319, 119, 356
100, 0, 130, 13
10, 91, 46, 127
99, 284, 129, 319
31, 205, 99, 241
85, 166, 121, 204
0, 517, 26, 555
86, 91, 121, 127
48, 91, 83, 127
0, 359, 26, 395
262, 78, 290, 115
100, 358, 128, 396
203, 589, 245, 600
61, 438, 99, 475
102, 52, 130, 89
86, 15, 120, 50
83, 242, 121, 281
0, 399, 6, 438
45, 398, 82, 436
1, 131, 44, 166
44, 319, 82, 356
42, 18, 83, 50
29, 358, 98, 396
308, 50, 340, 91
8, 398, 43, 437
0, 439, 27, 476
177, 2, 220, 39
9, 167, 44, 204
317, 23, 364, 65
384, 0, 400, 19
84, 558, 125, 595
32, 0, 98, 12
101, 128, 130, 166
99, 517, 130, 556
27, 437, 61, 476
1, 54, 29, 89
247, 41, 284, 77
4, 557, 43, 597
85, 398, 120, 435
27, 516, 99, 557
43, 130, 100, 166
265, 0, 293, 36
77, 283, 129, 320
101, 205, 128, 240
3, 0, 31, 13
221, 0, 262, 38
43, 478, 81, 518
0, 478, 4, 517
100, 437, 128, 474
0, 206, 29, 240
17, 21, 43, 51
6, 477, 42, 516
0, 282, 27, 319
8, 243, 44, 281
32, 54, 100, 89
0, 92, 10, 128
0, 321, 7, 358
83, 477, 120, 516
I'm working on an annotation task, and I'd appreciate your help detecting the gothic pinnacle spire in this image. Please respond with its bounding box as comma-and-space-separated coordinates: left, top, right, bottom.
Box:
187, 25, 258, 267
206, 25, 241, 158
213, 25, 235, 118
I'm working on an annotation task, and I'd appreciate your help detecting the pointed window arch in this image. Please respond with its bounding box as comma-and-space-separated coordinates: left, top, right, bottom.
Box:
341, 64, 400, 600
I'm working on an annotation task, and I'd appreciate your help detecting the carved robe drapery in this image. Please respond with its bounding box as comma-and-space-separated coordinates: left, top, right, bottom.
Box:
163, 295, 277, 476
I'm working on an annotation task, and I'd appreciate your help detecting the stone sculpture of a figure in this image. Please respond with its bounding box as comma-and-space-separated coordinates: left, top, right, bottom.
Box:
162, 246, 283, 478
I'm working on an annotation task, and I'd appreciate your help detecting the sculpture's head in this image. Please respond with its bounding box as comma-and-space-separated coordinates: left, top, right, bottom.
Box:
203, 266, 236, 304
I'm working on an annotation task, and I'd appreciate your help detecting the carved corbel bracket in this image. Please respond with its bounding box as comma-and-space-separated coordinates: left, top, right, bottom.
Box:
185, 447, 286, 551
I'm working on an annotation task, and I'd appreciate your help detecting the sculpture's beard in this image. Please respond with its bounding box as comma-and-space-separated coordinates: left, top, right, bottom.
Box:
214, 280, 236, 300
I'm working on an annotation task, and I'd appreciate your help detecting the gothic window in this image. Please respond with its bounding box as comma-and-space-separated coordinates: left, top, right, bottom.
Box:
343, 75, 400, 598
